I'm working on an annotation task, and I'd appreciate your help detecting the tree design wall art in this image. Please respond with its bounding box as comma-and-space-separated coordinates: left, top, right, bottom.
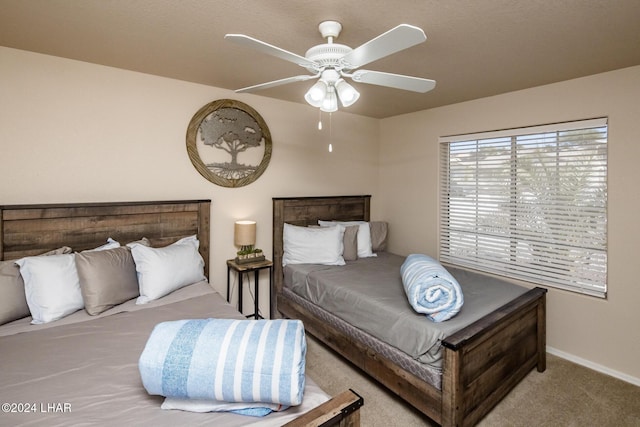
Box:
186, 99, 272, 187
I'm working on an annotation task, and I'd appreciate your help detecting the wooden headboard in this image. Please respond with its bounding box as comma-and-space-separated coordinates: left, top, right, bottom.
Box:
271, 195, 371, 316
0, 200, 211, 278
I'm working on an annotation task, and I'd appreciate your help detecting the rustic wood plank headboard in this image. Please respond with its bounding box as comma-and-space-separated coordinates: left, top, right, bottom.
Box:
0, 199, 211, 277
271, 195, 371, 316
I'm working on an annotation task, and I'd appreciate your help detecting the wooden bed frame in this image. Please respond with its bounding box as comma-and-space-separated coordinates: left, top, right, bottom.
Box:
0, 199, 362, 427
272, 195, 547, 427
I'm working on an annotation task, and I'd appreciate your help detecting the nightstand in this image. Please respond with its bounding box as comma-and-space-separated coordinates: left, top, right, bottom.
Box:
226, 258, 273, 319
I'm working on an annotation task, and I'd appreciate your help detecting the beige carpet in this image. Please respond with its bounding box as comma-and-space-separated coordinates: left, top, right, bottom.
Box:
305, 335, 640, 426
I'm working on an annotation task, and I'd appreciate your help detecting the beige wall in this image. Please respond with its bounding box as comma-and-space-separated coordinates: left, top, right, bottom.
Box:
0, 47, 380, 317
379, 65, 640, 383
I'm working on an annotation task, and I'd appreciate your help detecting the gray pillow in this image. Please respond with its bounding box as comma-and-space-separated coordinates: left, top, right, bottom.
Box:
370, 221, 388, 252
343, 225, 359, 261
0, 260, 30, 325
0, 246, 72, 325
75, 247, 140, 316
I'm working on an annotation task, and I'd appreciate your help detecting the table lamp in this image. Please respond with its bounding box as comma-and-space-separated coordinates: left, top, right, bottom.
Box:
234, 220, 264, 263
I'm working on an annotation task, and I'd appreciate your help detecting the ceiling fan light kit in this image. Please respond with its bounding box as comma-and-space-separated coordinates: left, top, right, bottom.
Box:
303, 69, 360, 110
225, 19, 436, 114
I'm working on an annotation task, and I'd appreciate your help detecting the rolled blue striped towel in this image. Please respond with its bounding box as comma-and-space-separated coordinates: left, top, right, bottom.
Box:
400, 254, 464, 322
139, 318, 306, 407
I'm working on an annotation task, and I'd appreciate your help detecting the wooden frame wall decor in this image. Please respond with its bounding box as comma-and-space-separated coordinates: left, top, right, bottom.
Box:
186, 99, 272, 188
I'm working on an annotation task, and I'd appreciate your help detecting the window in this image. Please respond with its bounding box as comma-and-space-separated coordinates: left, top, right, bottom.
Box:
439, 118, 607, 297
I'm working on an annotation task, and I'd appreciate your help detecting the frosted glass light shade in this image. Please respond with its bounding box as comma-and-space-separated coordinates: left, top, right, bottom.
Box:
320, 88, 338, 113
335, 79, 360, 107
234, 220, 256, 247
304, 81, 327, 108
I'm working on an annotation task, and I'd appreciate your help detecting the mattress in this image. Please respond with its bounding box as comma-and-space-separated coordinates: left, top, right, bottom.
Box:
284, 252, 529, 369
0, 282, 329, 427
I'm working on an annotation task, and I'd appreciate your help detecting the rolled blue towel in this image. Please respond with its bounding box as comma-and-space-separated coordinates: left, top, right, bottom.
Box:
400, 254, 464, 322
139, 318, 306, 407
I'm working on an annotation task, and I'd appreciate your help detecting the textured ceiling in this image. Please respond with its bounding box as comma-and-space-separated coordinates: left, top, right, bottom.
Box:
1, 0, 639, 118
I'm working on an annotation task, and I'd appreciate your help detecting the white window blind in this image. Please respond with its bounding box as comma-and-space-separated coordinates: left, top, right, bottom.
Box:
439, 118, 607, 297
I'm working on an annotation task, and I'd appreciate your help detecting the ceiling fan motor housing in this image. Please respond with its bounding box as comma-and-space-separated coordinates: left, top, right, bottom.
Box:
305, 44, 352, 72
303, 20, 354, 73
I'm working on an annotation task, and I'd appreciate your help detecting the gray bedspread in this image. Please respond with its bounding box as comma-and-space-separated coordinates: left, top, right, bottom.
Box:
0, 283, 328, 427
284, 252, 529, 369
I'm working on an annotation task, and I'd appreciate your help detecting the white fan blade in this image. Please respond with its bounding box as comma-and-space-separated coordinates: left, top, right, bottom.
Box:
350, 70, 436, 93
235, 74, 319, 93
225, 34, 319, 70
340, 24, 427, 70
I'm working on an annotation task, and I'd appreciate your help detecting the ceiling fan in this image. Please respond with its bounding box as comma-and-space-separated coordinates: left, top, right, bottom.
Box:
224, 21, 436, 112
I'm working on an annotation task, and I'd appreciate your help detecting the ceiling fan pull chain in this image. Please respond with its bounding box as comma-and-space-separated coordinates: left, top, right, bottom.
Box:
328, 112, 333, 153
317, 110, 333, 152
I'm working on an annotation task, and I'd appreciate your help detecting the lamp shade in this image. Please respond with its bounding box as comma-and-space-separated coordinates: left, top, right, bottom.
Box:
335, 79, 360, 107
304, 81, 327, 108
320, 87, 338, 113
234, 220, 256, 247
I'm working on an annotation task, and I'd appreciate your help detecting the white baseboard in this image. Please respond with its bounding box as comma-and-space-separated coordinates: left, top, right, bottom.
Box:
546, 346, 640, 387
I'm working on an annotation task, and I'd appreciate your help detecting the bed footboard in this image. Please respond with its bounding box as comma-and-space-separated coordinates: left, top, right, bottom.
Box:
280, 286, 546, 427
285, 389, 363, 427
441, 287, 547, 426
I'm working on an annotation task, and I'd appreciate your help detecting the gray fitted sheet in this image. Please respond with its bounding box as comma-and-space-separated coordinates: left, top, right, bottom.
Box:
284, 252, 529, 369
0, 283, 329, 427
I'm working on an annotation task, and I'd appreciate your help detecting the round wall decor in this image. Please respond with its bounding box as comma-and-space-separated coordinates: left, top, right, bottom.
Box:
186, 99, 272, 188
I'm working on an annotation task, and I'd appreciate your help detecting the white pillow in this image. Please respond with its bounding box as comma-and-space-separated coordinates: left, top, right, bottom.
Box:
15, 254, 83, 324
318, 220, 376, 258
130, 235, 206, 304
283, 223, 345, 266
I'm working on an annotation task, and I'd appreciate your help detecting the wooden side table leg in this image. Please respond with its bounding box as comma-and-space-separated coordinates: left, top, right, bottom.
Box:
226, 265, 231, 303
254, 270, 260, 319
238, 272, 243, 314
